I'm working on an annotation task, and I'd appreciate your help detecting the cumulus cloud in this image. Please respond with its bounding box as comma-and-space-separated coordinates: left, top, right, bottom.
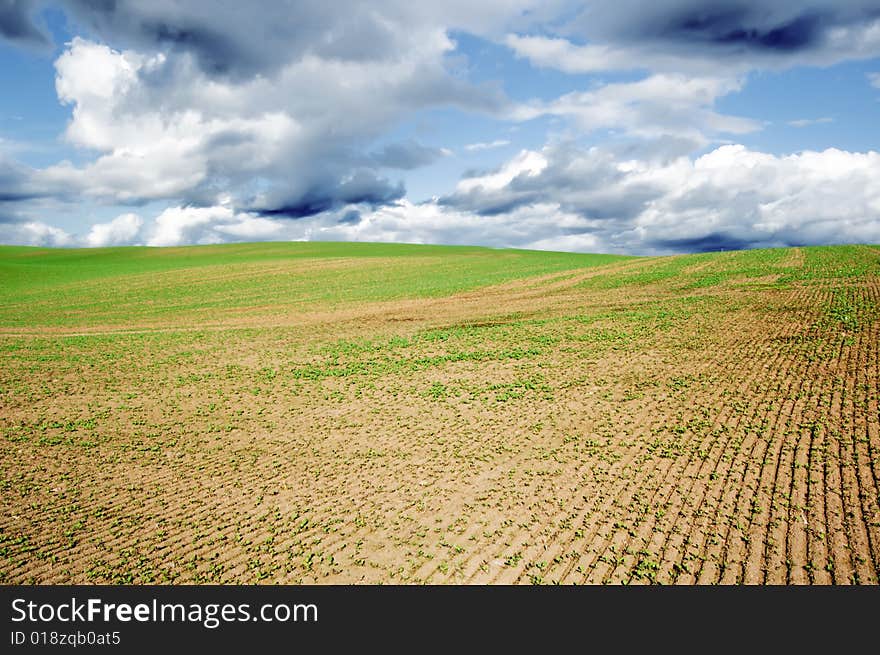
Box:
0, 220, 73, 247
85, 213, 143, 247
26, 15, 509, 213
1, 2, 879, 254
148, 204, 244, 247
94, 142, 880, 253
439, 143, 880, 254
5, 142, 880, 255
444, 144, 662, 221
147, 205, 290, 246
317, 199, 595, 250
0, 3, 545, 246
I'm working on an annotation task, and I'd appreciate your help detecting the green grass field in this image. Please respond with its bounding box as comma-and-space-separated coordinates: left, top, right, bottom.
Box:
1, 242, 877, 330
0, 242, 626, 328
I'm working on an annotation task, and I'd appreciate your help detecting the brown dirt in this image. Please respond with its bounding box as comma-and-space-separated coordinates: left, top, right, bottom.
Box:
1, 257, 878, 584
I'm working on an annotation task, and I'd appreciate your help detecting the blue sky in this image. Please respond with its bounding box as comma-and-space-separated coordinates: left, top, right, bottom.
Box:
1, 1, 880, 254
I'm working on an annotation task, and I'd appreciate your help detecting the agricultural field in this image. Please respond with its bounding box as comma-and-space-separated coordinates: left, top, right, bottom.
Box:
1, 242, 879, 584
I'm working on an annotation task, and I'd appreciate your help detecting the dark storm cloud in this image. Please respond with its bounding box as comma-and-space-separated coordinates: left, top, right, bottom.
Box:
253, 171, 405, 219
615, 4, 826, 51
337, 210, 361, 225
370, 141, 446, 170
650, 232, 752, 253
0, 190, 44, 202
669, 9, 823, 51
56, 0, 428, 79
0, 160, 51, 203
63, 0, 253, 76
573, 1, 880, 57
0, 0, 47, 46
454, 196, 533, 217
132, 21, 243, 76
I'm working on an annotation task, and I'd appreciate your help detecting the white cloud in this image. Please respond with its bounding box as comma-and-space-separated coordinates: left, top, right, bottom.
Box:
511, 74, 759, 144
505, 34, 646, 74
319, 199, 593, 250
55, 38, 156, 151
527, 232, 601, 253
0, 220, 74, 247
148, 205, 237, 247
213, 215, 284, 240
24, 19, 514, 216
456, 149, 547, 193
145, 204, 291, 246
3, 2, 880, 255
464, 139, 511, 151
869, 72, 880, 88
440, 143, 880, 254
85, 213, 143, 247
787, 117, 834, 128
5, 141, 880, 255
135, 143, 880, 254
627, 145, 880, 251
47, 38, 305, 205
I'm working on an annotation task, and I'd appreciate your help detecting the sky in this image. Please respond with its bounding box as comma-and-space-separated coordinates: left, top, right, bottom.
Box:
1, 1, 879, 255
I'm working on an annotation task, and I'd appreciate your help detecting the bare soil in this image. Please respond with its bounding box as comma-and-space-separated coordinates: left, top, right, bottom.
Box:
1, 254, 878, 584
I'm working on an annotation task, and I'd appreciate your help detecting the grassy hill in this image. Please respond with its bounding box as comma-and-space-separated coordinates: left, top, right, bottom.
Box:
0, 242, 627, 328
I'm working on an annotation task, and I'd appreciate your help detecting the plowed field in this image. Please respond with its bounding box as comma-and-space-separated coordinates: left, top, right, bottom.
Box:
1, 243, 878, 584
